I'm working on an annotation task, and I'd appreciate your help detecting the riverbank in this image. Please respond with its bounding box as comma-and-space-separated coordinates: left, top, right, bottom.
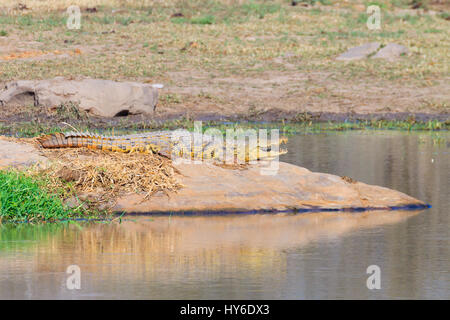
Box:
1, 115, 449, 139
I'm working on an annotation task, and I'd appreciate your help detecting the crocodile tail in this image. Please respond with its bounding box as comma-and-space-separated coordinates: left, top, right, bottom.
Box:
36, 132, 71, 148
36, 132, 152, 153
37, 132, 100, 149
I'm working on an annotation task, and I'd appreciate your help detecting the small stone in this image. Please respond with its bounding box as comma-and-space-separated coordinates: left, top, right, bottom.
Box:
283, 52, 296, 58
65, 196, 88, 210
336, 42, 381, 61
273, 57, 284, 64
371, 43, 409, 61
56, 167, 81, 182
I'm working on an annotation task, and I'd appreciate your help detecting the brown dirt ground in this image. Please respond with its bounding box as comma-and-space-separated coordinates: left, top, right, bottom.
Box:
155, 69, 449, 120
0, 2, 448, 124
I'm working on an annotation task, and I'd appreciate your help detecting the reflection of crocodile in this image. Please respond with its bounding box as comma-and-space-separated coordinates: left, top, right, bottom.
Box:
37, 131, 287, 162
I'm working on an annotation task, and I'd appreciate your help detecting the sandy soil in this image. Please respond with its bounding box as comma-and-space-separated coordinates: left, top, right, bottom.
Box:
154, 69, 449, 120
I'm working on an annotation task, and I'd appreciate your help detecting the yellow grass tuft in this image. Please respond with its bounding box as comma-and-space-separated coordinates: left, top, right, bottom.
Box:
37, 148, 182, 209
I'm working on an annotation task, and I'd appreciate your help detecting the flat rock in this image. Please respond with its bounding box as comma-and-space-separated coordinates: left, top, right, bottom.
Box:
0, 77, 159, 117
0, 139, 48, 169
114, 161, 426, 214
336, 42, 380, 61
372, 43, 409, 61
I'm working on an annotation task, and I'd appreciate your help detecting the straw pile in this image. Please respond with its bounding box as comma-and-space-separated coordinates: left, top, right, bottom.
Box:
38, 148, 183, 207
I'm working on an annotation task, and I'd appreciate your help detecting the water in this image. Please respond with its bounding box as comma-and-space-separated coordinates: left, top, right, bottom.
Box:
0, 131, 448, 299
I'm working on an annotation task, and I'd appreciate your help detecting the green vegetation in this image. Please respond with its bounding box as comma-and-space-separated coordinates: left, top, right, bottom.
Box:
0, 168, 109, 223
0, 170, 76, 223
197, 119, 450, 134
190, 15, 216, 25
1, 118, 447, 139
0, 122, 66, 138
438, 12, 450, 20
55, 102, 89, 121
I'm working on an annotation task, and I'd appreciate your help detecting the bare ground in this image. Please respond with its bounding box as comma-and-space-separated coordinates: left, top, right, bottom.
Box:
154, 69, 449, 120
0, 1, 448, 124
1, 37, 448, 123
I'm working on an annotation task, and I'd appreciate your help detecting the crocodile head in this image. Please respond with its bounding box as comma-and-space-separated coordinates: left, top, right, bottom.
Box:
170, 132, 288, 163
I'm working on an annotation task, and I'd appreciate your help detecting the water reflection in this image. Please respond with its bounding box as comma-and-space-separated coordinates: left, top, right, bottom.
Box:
0, 210, 421, 299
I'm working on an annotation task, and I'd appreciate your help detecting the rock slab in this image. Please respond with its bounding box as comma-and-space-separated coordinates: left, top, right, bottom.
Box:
0, 139, 48, 169
336, 43, 409, 61
336, 42, 381, 61
114, 161, 426, 214
372, 43, 409, 61
0, 77, 159, 117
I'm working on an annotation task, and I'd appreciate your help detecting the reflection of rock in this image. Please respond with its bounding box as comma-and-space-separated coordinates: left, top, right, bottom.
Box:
336, 42, 380, 61
0, 77, 159, 117
114, 211, 421, 251
115, 161, 426, 213
372, 43, 409, 61
0, 211, 422, 299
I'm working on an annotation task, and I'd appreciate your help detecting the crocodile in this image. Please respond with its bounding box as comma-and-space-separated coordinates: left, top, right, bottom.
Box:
36, 131, 287, 163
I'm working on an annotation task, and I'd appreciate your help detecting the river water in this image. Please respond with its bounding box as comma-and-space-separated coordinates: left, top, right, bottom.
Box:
0, 131, 448, 299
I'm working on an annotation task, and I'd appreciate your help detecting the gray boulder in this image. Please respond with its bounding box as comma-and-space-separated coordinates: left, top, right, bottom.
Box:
336, 42, 380, 61
0, 77, 159, 117
372, 43, 409, 61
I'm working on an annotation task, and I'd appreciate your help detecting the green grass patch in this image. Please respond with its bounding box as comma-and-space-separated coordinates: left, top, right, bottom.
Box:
424, 29, 443, 34
171, 15, 216, 25
3, 117, 447, 139
240, 1, 280, 19
0, 122, 68, 138
195, 119, 450, 135
116, 16, 134, 26
171, 17, 189, 24
438, 12, 449, 20
11, 14, 65, 29
94, 15, 115, 24
365, 1, 388, 9
0, 170, 74, 223
190, 15, 215, 25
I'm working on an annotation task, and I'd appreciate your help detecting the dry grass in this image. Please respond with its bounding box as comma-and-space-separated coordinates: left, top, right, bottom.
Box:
0, 0, 448, 116
0, 0, 448, 82
36, 148, 182, 209
1, 0, 163, 11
